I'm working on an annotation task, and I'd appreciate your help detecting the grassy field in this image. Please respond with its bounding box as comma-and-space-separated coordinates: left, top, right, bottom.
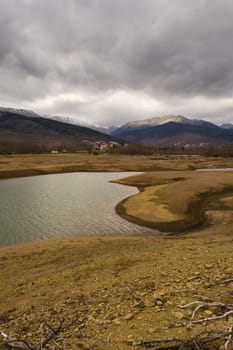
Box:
0, 154, 233, 349
0, 153, 233, 179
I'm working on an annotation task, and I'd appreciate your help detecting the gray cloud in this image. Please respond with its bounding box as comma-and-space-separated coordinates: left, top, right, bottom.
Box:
0, 0, 233, 125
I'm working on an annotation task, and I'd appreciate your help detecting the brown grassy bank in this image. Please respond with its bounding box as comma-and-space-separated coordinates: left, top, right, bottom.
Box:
114, 171, 233, 233
0, 153, 233, 179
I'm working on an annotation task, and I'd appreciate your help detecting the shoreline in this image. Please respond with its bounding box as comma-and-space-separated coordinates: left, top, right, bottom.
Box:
115, 185, 233, 233
1, 153, 233, 181
114, 171, 233, 233
0, 155, 233, 349
0, 154, 232, 239
0, 167, 139, 181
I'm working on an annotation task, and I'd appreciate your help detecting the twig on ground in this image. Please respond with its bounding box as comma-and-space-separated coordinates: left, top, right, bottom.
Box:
178, 301, 233, 322
212, 277, 233, 286
136, 330, 233, 350
0, 319, 64, 350
225, 324, 233, 350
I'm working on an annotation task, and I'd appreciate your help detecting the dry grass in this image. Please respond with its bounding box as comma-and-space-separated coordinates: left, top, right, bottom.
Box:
0, 153, 233, 179
115, 170, 233, 232
0, 231, 233, 349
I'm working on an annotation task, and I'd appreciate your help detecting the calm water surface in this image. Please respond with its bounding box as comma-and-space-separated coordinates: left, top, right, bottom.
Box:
0, 172, 157, 247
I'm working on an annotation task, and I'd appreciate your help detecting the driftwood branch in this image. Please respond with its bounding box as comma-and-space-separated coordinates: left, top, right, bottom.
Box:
0, 332, 35, 350
191, 309, 233, 324
178, 301, 233, 322
136, 298, 233, 349
225, 324, 233, 350
136, 330, 233, 350
212, 277, 233, 286
0, 319, 64, 350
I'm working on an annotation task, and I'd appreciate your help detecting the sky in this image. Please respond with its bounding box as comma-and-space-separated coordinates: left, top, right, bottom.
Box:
1, 0, 233, 126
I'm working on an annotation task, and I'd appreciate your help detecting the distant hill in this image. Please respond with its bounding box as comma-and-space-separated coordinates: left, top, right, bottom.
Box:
1, 108, 232, 150
47, 115, 118, 135
113, 115, 218, 135
112, 115, 233, 145
0, 109, 120, 153
221, 123, 233, 129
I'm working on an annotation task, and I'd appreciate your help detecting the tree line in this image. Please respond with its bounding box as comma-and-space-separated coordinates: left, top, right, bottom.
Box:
0, 141, 233, 157
109, 143, 233, 157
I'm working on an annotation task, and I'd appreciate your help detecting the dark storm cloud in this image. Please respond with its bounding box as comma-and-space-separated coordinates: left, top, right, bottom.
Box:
0, 0, 233, 124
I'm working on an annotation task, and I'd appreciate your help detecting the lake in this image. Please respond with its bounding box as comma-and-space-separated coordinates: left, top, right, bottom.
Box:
0, 172, 157, 247
196, 168, 233, 171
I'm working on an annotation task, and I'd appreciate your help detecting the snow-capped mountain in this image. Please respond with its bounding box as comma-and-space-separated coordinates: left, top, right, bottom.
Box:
46, 115, 117, 134
0, 107, 40, 118
45, 115, 96, 129
221, 123, 233, 129
112, 115, 218, 136
0, 107, 120, 153
111, 114, 233, 145
0, 108, 117, 134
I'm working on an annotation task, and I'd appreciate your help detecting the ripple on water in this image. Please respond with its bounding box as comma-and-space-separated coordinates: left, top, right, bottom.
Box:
0, 172, 158, 247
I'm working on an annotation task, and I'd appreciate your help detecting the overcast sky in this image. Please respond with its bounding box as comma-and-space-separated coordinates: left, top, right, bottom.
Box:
1, 0, 233, 126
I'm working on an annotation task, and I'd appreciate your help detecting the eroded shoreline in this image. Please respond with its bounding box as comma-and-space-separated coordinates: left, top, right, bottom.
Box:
0, 155, 233, 349
114, 171, 233, 233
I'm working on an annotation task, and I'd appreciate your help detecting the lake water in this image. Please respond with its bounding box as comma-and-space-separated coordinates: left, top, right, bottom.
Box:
0, 172, 157, 247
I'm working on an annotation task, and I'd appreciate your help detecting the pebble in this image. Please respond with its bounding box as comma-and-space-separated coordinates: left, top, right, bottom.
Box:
125, 313, 134, 320
174, 311, 184, 320
113, 318, 121, 325
106, 314, 115, 321
148, 327, 156, 335
205, 264, 214, 269
153, 292, 164, 300
136, 291, 147, 297
133, 301, 145, 309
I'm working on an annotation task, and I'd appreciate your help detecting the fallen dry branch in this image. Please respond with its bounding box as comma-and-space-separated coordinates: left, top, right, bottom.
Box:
225, 325, 233, 350
0, 319, 64, 350
136, 329, 233, 350
136, 298, 233, 350
0, 332, 35, 350
178, 301, 233, 322
191, 310, 233, 324
212, 277, 233, 286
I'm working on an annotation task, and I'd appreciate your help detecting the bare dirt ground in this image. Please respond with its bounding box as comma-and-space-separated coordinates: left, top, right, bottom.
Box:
0, 227, 233, 349
0, 155, 233, 349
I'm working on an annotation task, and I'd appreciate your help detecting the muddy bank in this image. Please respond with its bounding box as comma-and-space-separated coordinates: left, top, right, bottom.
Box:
114, 171, 233, 233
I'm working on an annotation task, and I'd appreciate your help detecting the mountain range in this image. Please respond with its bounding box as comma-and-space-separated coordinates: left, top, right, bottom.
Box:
112, 115, 233, 145
45, 115, 118, 135
0, 108, 119, 153
0, 108, 232, 150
